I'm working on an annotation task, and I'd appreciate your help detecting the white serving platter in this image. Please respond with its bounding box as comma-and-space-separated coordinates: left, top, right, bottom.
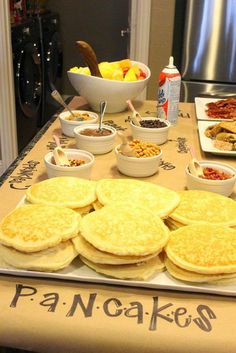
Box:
0, 256, 236, 297
195, 97, 234, 121
0, 196, 235, 297
197, 120, 236, 156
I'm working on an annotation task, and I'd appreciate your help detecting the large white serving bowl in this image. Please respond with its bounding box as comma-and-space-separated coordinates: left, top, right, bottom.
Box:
59, 110, 98, 137
130, 117, 171, 144
44, 149, 95, 179
115, 145, 162, 177
67, 61, 151, 113
186, 160, 236, 197
74, 124, 117, 155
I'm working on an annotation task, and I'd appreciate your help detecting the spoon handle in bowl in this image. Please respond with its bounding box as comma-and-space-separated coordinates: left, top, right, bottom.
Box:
53, 134, 61, 147
76, 41, 102, 78
126, 100, 141, 126
51, 90, 75, 117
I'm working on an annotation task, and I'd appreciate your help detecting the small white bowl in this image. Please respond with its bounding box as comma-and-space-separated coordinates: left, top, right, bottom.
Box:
130, 117, 171, 145
59, 110, 98, 137
115, 145, 162, 177
74, 124, 117, 155
186, 160, 236, 197
44, 148, 95, 179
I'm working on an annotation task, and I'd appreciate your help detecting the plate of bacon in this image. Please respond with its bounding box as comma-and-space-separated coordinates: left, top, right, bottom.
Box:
195, 97, 236, 121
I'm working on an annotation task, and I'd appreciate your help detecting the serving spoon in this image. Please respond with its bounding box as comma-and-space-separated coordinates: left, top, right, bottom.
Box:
76, 40, 102, 78
53, 135, 70, 166
126, 100, 141, 126
51, 90, 76, 118
188, 145, 203, 177
117, 131, 136, 157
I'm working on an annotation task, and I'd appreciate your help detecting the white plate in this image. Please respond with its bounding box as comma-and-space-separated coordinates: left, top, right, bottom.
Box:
198, 120, 236, 156
0, 258, 236, 297
0, 197, 236, 297
195, 97, 234, 121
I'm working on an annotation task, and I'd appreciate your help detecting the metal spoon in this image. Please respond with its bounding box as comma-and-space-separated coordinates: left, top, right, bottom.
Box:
98, 100, 107, 133
117, 131, 136, 157
126, 100, 141, 126
51, 90, 76, 117
53, 135, 70, 166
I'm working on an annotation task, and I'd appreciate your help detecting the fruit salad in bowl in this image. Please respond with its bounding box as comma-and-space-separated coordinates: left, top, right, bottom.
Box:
68, 59, 150, 113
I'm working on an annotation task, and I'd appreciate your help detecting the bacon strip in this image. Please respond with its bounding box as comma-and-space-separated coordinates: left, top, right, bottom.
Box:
205, 98, 236, 119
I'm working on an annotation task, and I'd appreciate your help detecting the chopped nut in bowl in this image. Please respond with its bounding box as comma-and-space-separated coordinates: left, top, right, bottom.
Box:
115, 139, 162, 177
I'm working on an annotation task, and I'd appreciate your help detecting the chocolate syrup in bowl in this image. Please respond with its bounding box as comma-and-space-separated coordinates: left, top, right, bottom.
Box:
80, 128, 112, 137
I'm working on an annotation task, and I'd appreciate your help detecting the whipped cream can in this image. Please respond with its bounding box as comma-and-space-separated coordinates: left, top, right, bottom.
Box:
157, 56, 181, 124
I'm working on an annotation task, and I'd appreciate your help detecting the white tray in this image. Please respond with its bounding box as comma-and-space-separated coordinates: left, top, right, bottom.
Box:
198, 120, 236, 156
0, 257, 236, 297
1, 196, 236, 297
195, 97, 234, 121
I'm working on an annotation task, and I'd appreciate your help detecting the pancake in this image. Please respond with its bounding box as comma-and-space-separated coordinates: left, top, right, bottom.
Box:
165, 257, 236, 284
165, 224, 236, 274
0, 204, 81, 252
26, 177, 97, 209
169, 190, 236, 226
210, 277, 236, 285
74, 204, 94, 215
0, 240, 78, 272
0, 254, 11, 269
164, 218, 184, 231
80, 254, 165, 280
72, 233, 161, 265
92, 199, 103, 211
80, 204, 169, 256
96, 179, 180, 218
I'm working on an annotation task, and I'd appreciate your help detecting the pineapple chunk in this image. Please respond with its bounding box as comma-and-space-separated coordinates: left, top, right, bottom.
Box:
111, 68, 124, 81
132, 64, 141, 77
78, 67, 91, 75
124, 67, 138, 82
69, 66, 80, 73
70, 66, 91, 75
119, 59, 132, 69
111, 61, 121, 70
99, 62, 113, 79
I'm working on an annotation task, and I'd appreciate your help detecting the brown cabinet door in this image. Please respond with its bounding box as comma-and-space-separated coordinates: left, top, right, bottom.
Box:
47, 0, 130, 94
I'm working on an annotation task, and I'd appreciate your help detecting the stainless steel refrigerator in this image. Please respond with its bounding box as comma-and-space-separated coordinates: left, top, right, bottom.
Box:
177, 0, 236, 102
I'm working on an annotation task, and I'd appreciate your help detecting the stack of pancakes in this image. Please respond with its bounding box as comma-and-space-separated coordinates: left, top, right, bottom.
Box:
95, 178, 180, 218
73, 204, 170, 280
0, 176, 98, 271
26, 177, 97, 215
165, 224, 236, 284
0, 204, 81, 271
0, 177, 99, 271
165, 190, 236, 230
163, 190, 236, 284
73, 178, 180, 280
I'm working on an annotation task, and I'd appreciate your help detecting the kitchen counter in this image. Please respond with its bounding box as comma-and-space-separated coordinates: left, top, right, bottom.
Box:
0, 98, 235, 353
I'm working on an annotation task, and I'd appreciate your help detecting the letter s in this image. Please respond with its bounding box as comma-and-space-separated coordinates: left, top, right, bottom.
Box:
193, 304, 217, 332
